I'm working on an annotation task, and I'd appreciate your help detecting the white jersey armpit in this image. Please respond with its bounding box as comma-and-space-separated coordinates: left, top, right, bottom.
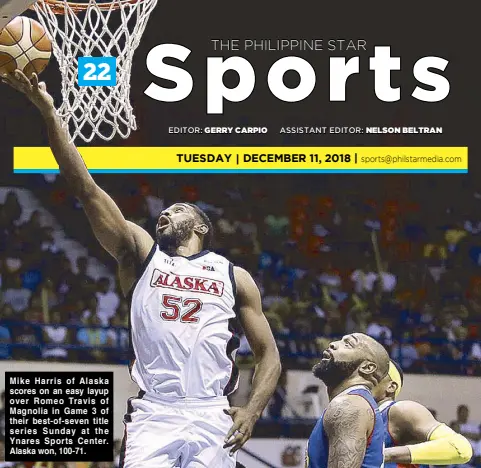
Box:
129, 246, 240, 400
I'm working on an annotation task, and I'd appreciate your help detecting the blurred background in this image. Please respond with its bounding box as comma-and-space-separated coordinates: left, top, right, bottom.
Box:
1, 173, 480, 467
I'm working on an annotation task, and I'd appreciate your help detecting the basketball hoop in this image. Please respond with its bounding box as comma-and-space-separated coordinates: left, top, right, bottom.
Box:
32, 0, 158, 142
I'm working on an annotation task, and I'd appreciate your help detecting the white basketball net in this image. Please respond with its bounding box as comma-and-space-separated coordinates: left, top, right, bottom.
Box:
33, 0, 158, 142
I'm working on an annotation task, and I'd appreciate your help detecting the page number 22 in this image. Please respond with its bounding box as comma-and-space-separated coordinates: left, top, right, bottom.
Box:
78, 57, 117, 86
84, 63, 110, 81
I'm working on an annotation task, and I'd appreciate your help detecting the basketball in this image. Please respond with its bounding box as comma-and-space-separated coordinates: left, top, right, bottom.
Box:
0, 16, 52, 76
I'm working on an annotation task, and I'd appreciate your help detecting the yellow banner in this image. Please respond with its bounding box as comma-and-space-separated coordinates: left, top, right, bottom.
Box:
14, 146, 468, 173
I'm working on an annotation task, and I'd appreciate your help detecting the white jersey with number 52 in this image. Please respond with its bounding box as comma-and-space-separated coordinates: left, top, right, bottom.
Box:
129, 245, 239, 400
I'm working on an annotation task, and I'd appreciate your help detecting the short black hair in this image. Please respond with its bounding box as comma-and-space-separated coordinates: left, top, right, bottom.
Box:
391, 360, 404, 386
186, 203, 214, 249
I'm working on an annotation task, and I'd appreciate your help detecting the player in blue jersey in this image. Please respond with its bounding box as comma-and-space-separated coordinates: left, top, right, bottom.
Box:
373, 360, 472, 468
306, 333, 390, 468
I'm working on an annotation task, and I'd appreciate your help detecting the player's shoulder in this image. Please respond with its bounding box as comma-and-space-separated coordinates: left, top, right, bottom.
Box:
323, 394, 373, 431
328, 393, 373, 414
232, 265, 258, 293
386, 400, 440, 439
232, 264, 250, 276
388, 400, 432, 423
389, 400, 427, 413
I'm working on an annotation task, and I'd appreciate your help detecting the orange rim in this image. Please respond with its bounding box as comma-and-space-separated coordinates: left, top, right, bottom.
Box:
32, 0, 141, 13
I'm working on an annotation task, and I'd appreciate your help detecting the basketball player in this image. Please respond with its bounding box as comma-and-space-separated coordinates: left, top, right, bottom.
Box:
306, 333, 389, 468
373, 360, 473, 467
2, 70, 282, 467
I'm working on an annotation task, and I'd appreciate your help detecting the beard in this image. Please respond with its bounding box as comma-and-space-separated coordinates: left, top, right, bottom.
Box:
312, 356, 363, 389
156, 218, 195, 253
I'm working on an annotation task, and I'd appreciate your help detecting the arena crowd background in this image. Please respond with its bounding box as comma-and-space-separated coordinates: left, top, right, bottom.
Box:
1, 173, 481, 467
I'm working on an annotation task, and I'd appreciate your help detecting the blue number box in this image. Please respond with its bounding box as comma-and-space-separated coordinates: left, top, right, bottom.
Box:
78, 57, 117, 87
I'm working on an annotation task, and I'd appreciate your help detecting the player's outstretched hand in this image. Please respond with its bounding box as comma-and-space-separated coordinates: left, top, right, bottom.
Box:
1, 70, 55, 114
223, 406, 259, 455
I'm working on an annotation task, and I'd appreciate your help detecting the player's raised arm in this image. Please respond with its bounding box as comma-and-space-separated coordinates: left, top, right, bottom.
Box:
2, 71, 154, 290
385, 400, 473, 466
224, 266, 281, 453
323, 395, 373, 468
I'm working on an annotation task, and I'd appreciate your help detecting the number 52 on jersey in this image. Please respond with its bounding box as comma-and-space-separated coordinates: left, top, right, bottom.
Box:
78, 57, 117, 86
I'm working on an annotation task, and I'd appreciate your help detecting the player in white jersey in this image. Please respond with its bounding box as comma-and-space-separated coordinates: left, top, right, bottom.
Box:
3, 70, 282, 468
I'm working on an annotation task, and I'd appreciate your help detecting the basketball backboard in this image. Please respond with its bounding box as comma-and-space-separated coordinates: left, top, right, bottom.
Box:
0, 0, 36, 30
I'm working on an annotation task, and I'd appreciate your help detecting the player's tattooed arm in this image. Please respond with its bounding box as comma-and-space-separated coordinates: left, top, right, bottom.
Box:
224, 267, 281, 453
323, 395, 374, 468
1, 70, 154, 285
